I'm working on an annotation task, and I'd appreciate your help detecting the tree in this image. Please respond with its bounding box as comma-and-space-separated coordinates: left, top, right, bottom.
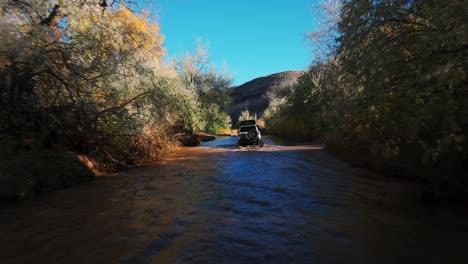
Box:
174, 43, 233, 134
204, 104, 232, 134
238, 110, 255, 122
265, 0, 467, 195
305, 0, 342, 60
0, 0, 175, 162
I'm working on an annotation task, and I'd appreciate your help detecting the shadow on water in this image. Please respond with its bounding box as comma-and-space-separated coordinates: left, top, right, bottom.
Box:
1, 136, 468, 263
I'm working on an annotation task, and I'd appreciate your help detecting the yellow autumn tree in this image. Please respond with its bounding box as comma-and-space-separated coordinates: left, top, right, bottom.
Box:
111, 8, 165, 59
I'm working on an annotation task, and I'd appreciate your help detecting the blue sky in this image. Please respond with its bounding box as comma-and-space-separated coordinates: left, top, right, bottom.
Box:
150, 0, 320, 85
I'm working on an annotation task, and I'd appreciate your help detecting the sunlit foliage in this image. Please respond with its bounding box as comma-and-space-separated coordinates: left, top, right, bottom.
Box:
265, 0, 467, 195
0, 1, 233, 172
175, 43, 233, 134
238, 110, 256, 122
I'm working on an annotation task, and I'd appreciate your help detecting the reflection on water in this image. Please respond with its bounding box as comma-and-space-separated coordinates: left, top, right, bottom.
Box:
1, 136, 468, 263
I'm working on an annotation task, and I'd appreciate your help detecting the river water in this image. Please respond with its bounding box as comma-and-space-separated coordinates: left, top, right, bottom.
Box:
1, 136, 468, 263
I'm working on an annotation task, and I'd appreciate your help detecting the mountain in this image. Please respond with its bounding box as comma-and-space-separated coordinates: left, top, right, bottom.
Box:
228, 71, 305, 122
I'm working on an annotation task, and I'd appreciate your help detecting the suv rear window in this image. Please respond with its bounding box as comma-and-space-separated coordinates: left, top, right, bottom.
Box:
239, 126, 256, 132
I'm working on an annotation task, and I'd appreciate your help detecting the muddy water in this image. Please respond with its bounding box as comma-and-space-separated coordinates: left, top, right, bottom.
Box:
1, 136, 468, 263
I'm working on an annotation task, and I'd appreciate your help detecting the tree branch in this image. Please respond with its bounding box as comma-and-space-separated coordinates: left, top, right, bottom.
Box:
40, 4, 60, 25
98, 91, 151, 117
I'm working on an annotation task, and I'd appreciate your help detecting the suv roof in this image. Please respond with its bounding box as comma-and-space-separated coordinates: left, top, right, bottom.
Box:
239, 120, 256, 126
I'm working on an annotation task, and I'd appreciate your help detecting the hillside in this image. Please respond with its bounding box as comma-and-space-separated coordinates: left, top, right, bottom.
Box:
228, 71, 305, 122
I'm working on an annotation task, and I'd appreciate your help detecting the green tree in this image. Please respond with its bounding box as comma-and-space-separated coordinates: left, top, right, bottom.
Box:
204, 104, 232, 134
175, 43, 233, 134
265, 0, 467, 195
238, 110, 256, 122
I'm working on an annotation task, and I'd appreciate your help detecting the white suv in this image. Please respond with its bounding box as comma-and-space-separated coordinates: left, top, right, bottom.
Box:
238, 120, 262, 146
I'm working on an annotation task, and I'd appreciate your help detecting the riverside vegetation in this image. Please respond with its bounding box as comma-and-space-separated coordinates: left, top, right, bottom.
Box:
264, 0, 467, 200
1, 0, 466, 202
0, 0, 232, 199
